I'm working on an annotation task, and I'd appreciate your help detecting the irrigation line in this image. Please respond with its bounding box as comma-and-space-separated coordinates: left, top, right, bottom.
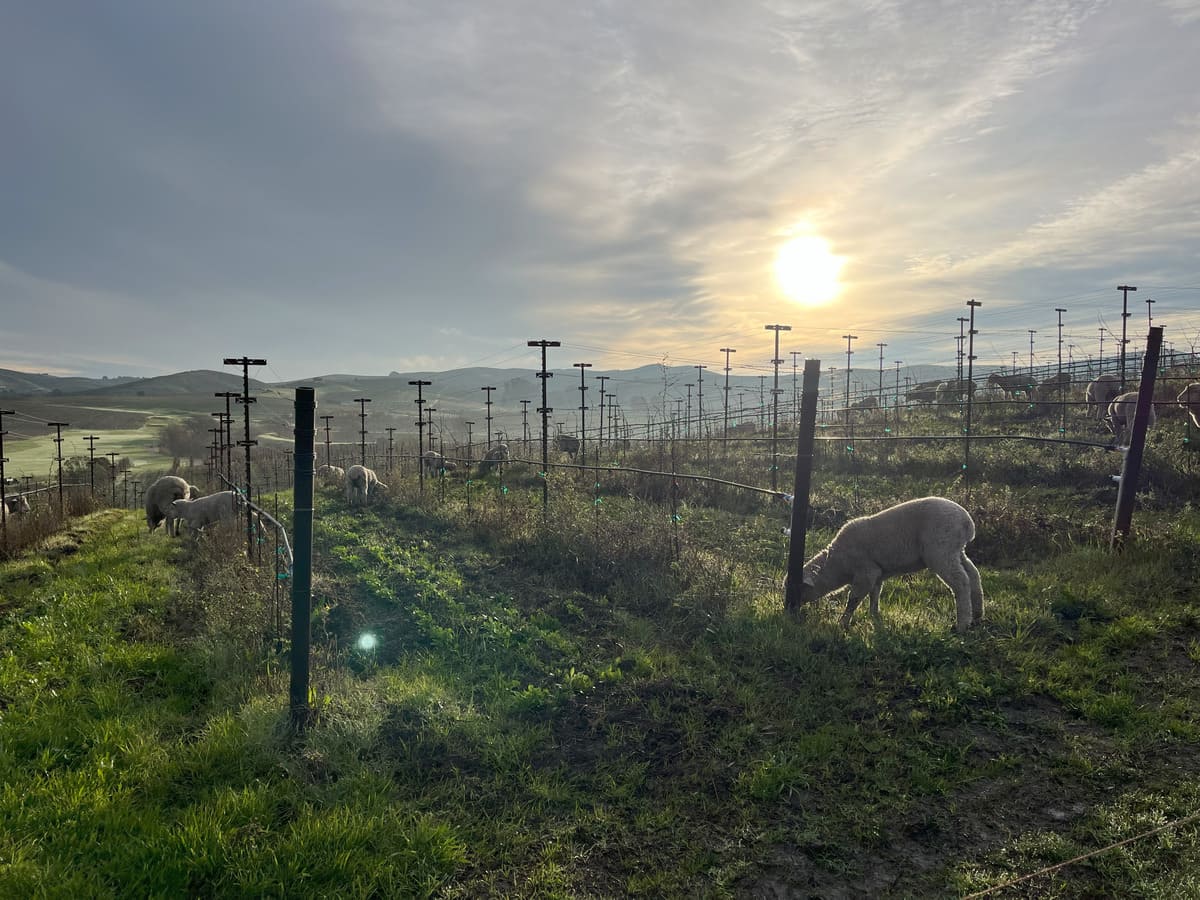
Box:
810, 434, 1123, 451
502, 457, 790, 497
217, 473, 293, 572
963, 809, 1200, 898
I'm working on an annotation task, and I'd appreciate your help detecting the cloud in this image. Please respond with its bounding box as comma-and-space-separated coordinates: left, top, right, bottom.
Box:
0, 1, 1197, 378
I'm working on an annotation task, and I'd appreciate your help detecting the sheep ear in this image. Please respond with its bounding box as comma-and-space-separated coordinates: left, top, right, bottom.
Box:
802, 572, 816, 587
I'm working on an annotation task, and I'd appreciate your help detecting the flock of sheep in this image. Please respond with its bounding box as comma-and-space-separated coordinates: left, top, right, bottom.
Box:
129, 377, 1200, 634
143, 474, 247, 537
901, 374, 1200, 446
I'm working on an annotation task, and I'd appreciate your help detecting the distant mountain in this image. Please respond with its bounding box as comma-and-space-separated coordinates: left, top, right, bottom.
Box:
88, 369, 269, 397
0, 368, 140, 396
0, 362, 966, 431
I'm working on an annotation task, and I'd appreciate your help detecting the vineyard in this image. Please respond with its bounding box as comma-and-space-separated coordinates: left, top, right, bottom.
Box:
2, 351, 1200, 897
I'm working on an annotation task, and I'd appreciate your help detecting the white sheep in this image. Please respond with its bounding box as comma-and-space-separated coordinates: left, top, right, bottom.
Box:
1, 494, 31, 523
792, 496, 984, 633
420, 450, 446, 477
169, 491, 243, 534
1085, 374, 1122, 419
345, 464, 386, 506
1178, 383, 1200, 429
478, 443, 509, 474
1106, 391, 1156, 446
975, 385, 1007, 402
316, 464, 345, 484
145, 475, 198, 536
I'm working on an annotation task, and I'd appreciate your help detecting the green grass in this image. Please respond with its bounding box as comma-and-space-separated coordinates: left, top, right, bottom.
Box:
3, 425, 1200, 896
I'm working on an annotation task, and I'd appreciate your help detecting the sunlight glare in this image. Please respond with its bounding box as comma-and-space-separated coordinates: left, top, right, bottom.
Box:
355, 633, 379, 652
773, 235, 845, 307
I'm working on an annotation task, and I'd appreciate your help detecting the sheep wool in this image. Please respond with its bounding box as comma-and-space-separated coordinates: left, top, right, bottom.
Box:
144, 475, 194, 535
169, 491, 242, 534
795, 496, 983, 633
1085, 374, 1122, 419
346, 465, 386, 506
1106, 391, 1155, 446
317, 464, 345, 483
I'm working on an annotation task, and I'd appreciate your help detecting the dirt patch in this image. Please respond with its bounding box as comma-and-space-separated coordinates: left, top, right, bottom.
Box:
733, 691, 1181, 897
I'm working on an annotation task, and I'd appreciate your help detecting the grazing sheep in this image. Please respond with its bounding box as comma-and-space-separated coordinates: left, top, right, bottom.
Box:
1033, 372, 1071, 401
345, 464, 386, 506
420, 450, 446, 477
1106, 391, 1156, 446
316, 464, 345, 484
905, 381, 941, 404
1085, 375, 1122, 419
555, 433, 581, 459
1, 494, 31, 523
169, 491, 242, 534
792, 496, 983, 633
975, 385, 1007, 402
145, 475, 197, 535
478, 443, 509, 474
1178, 383, 1200, 429
851, 396, 879, 410
987, 371, 1034, 399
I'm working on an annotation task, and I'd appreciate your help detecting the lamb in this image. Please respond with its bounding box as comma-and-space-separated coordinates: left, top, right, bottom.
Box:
987, 371, 1034, 399
1106, 391, 1156, 446
1033, 371, 1071, 401
1085, 374, 1122, 419
905, 381, 941, 404
478, 443, 509, 475
144, 475, 198, 536
345, 464, 387, 506
1, 494, 31, 523
792, 496, 984, 633
169, 491, 242, 534
1178, 383, 1200, 429
420, 450, 446, 477
316, 464, 345, 484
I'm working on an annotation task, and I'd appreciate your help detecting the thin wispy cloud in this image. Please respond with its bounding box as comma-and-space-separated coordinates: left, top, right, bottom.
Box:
0, 0, 1196, 380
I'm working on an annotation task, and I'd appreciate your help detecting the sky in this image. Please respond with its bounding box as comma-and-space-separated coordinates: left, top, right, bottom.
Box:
2, 0, 1199, 384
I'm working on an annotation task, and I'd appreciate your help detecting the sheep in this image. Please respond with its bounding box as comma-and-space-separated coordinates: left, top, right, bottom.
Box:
905, 382, 941, 404
1085, 374, 1122, 419
420, 450, 446, 477
1106, 391, 1156, 446
791, 496, 984, 633
345, 464, 386, 506
555, 433, 581, 459
975, 385, 1007, 402
1, 494, 31, 523
1032, 371, 1071, 402
1178, 383, 1200, 429
169, 491, 243, 534
316, 464, 345, 484
478, 443, 509, 474
145, 475, 198, 536
987, 371, 1034, 399
851, 396, 879, 410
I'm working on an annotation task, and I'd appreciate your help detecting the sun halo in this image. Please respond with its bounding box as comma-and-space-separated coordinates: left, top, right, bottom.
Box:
773, 235, 844, 307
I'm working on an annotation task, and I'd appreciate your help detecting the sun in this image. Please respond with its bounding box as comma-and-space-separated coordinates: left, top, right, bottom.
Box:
773, 235, 845, 306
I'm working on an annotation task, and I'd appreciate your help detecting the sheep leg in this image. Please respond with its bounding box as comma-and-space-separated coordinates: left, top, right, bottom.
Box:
868, 575, 885, 620
962, 552, 984, 624
840, 571, 880, 630
933, 562, 974, 633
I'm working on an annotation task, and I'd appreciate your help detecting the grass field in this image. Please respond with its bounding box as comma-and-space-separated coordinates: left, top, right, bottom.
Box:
3, 406, 1200, 897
